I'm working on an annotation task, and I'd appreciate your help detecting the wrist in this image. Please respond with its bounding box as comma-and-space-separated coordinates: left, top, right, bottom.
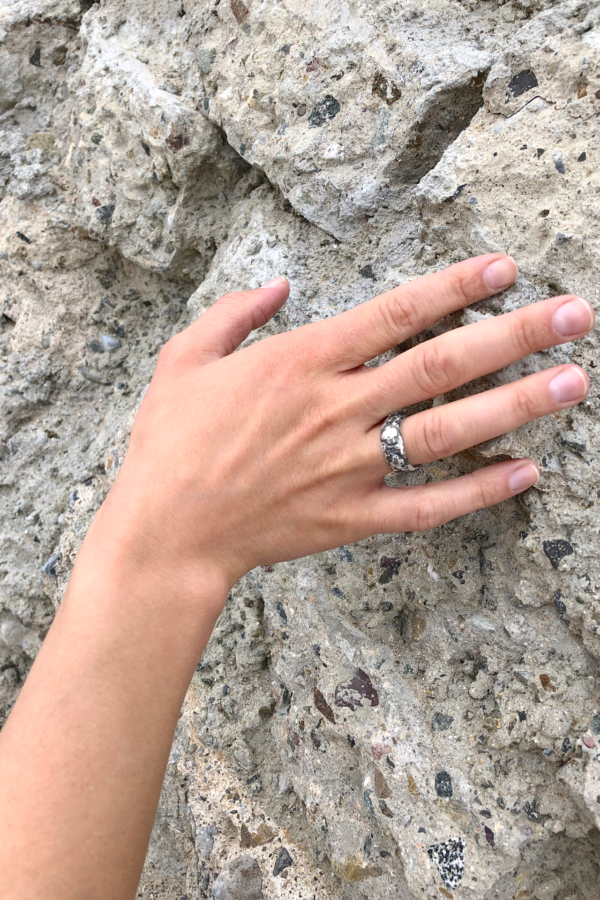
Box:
71, 489, 233, 627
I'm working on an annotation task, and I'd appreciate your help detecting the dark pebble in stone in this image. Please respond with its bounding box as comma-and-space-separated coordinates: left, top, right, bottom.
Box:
335, 669, 379, 711
16, 231, 32, 243
91, 133, 103, 144
313, 687, 335, 723
95, 204, 116, 226
418, 827, 426, 833
279, 43, 291, 55
379, 568, 393, 584
364, 789, 375, 815
554, 593, 567, 615
380, 601, 394, 612
141, 141, 151, 155
555, 232, 572, 244
435, 771, 453, 798
553, 150, 566, 174
560, 433, 586, 453
372, 72, 402, 105
518, 711, 527, 721
506, 69, 538, 99
385, 756, 395, 769
578, 151, 587, 161
347, 734, 356, 748
543, 539, 574, 568
89, 340, 103, 353
222, 685, 230, 695
380, 555, 401, 574
273, 847, 293, 877
480, 809, 492, 818
562, 737, 572, 754
359, 264, 375, 279
484, 826, 494, 848
364, 834, 372, 856
379, 799, 394, 818
30, 47, 42, 67
589, 714, 600, 735
524, 800, 542, 823
41, 552, 59, 577
308, 95, 341, 127
432, 712, 453, 732
276, 601, 287, 624
230, 0, 249, 24
444, 182, 467, 203
537, 148, 545, 158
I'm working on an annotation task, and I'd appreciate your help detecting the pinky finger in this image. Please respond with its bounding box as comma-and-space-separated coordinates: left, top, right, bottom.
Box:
370, 459, 540, 534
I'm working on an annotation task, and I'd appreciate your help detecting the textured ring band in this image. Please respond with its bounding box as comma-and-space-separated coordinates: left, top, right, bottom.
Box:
380, 410, 418, 473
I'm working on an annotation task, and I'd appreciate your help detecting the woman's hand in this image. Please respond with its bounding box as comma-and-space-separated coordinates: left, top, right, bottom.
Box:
101, 252, 594, 595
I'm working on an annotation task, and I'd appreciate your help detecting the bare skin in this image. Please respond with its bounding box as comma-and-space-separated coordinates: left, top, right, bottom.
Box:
0, 254, 594, 899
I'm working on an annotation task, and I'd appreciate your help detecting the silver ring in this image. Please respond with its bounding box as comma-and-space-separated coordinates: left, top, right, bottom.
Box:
380, 410, 418, 473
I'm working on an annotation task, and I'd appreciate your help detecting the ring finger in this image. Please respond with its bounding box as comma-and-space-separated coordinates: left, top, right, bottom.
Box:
366, 363, 589, 474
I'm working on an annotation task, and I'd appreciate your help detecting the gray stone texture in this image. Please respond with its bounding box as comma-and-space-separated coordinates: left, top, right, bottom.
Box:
1, 0, 600, 898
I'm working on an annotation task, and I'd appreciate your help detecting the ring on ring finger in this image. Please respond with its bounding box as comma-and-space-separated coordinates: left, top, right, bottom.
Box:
380, 410, 419, 473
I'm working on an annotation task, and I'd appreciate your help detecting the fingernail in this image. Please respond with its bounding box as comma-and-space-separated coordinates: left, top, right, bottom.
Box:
261, 275, 288, 288
483, 256, 518, 292
508, 463, 539, 494
549, 366, 588, 403
552, 297, 594, 337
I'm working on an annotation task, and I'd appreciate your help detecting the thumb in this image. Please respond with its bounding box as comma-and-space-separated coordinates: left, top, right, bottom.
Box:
188, 277, 290, 361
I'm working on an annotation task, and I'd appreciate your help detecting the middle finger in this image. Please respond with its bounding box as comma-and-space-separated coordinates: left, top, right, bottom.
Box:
360, 294, 594, 422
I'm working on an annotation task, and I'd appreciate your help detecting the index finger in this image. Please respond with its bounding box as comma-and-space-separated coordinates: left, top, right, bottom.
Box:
316, 253, 518, 370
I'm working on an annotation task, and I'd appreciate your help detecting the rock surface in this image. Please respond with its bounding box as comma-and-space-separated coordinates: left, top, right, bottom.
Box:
1, 1, 600, 898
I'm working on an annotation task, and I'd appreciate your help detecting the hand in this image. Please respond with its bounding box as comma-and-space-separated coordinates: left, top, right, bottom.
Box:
100, 253, 593, 595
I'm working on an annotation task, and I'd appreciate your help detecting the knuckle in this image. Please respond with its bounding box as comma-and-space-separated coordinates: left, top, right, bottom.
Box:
416, 340, 461, 395
157, 336, 181, 368
380, 290, 423, 339
419, 409, 454, 460
510, 313, 545, 357
474, 477, 500, 511
217, 290, 243, 308
445, 267, 472, 306
286, 329, 324, 370
411, 492, 441, 532
511, 385, 537, 421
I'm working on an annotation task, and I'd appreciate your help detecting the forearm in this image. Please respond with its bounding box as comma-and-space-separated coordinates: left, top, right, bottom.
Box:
0, 502, 229, 900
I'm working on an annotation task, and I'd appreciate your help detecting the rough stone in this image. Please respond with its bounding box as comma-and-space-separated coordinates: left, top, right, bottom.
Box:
0, 1, 599, 900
